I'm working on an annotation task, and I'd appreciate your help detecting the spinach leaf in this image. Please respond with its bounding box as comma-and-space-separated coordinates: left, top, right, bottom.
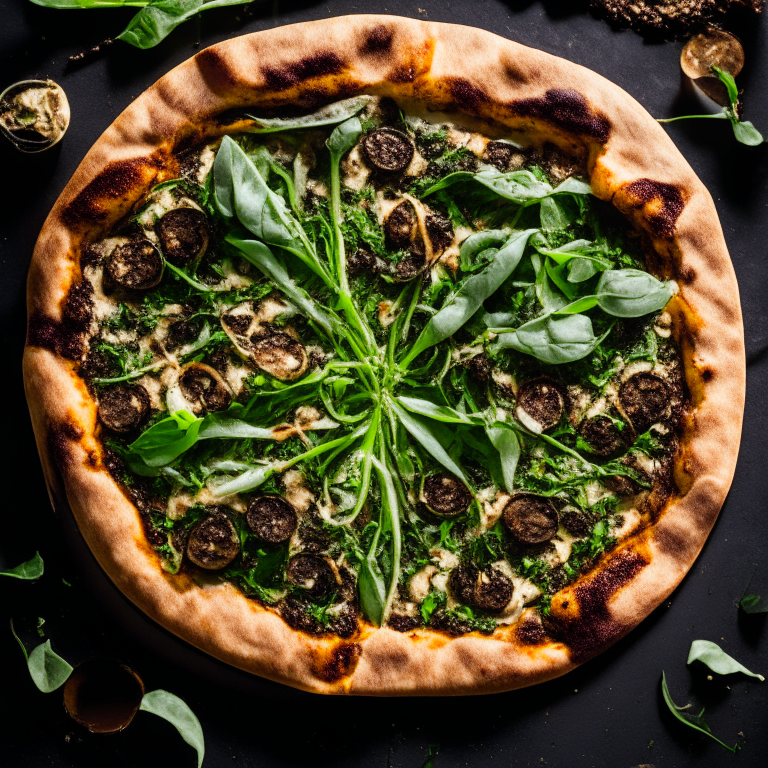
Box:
197, 418, 275, 441
661, 671, 740, 753
491, 313, 612, 365
247, 96, 371, 134
11, 624, 73, 693
140, 690, 205, 768
740, 594, 768, 614
485, 423, 521, 493
207, 461, 275, 497
0, 552, 44, 580
422, 168, 553, 203
326, 115, 363, 158
391, 402, 469, 485
128, 410, 203, 467
595, 269, 673, 317
687, 640, 764, 681
403, 230, 536, 366
459, 230, 508, 272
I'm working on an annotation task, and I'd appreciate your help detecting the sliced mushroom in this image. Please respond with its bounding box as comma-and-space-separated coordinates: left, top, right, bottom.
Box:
425, 213, 454, 252
619, 372, 668, 430
186, 513, 240, 570
681, 30, 744, 106
105, 239, 163, 290
98, 385, 151, 434
448, 564, 514, 613
421, 473, 472, 518
362, 127, 414, 173
347, 247, 380, 277
502, 494, 559, 545
156, 207, 209, 265
482, 140, 523, 171
516, 377, 566, 432
175, 363, 232, 415
579, 415, 625, 457
385, 200, 416, 249
251, 329, 309, 381
560, 507, 596, 537
286, 554, 337, 600
246, 495, 297, 544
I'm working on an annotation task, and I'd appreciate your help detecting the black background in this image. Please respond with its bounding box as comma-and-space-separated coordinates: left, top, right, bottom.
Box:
1, 2, 767, 767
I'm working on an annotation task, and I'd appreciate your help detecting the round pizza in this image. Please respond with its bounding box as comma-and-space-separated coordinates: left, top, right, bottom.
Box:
23, 16, 745, 694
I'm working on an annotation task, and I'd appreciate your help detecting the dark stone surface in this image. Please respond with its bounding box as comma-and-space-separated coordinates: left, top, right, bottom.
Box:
1, 2, 766, 767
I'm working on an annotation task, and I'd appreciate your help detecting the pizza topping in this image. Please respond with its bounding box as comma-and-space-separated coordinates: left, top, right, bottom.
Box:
156, 208, 209, 265
579, 416, 625, 457
98, 385, 151, 434
448, 564, 514, 613
246, 496, 297, 544
286, 555, 337, 600
186, 513, 240, 570
250, 329, 309, 381
516, 377, 566, 432
482, 140, 524, 171
104, 240, 163, 290
503, 495, 559, 545
176, 363, 232, 415
421, 473, 472, 517
385, 201, 416, 248
362, 127, 414, 173
619, 372, 669, 430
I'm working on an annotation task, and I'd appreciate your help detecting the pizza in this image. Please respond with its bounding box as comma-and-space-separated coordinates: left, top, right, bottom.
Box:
23, 16, 745, 694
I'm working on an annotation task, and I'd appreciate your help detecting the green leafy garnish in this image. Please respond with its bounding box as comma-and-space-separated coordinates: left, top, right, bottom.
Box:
0, 552, 43, 580
140, 690, 205, 768
661, 671, 740, 753
11, 622, 73, 693
687, 640, 764, 681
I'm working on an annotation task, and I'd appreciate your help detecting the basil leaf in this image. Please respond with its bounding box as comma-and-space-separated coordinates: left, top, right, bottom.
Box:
404, 230, 535, 365
326, 116, 363, 158
568, 256, 608, 282
540, 196, 575, 232
117, 0, 250, 50
140, 690, 205, 768
396, 396, 486, 426
226, 235, 339, 336
0, 552, 44, 580
422, 168, 553, 203
732, 120, 764, 146
661, 671, 740, 753
551, 176, 593, 196
491, 312, 612, 364
485, 423, 520, 493
687, 640, 764, 681
128, 410, 203, 467
596, 269, 673, 317
247, 96, 371, 134
391, 402, 469, 485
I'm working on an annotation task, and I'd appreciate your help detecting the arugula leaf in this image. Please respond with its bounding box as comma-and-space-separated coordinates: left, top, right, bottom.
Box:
661, 672, 740, 753
403, 229, 536, 365
422, 744, 440, 768
491, 312, 612, 365
207, 461, 275, 497
396, 396, 485, 426
140, 690, 205, 768
246, 96, 372, 134
740, 594, 768, 613
421, 590, 447, 623
11, 624, 73, 693
0, 552, 43, 580
128, 410, 203, 468
687, 640, 764, 681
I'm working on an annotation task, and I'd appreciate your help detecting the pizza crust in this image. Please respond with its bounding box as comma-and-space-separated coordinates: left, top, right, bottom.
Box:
23, 15, 744, 695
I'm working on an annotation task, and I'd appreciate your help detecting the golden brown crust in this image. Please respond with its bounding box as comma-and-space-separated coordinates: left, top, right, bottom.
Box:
23, 15, 744, 695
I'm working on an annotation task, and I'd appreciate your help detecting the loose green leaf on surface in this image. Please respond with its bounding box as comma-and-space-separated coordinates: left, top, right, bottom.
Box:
687, 640, 764, 681
661, 672, 740, 753
11, 623, 73, 693
0, 552, 44, 580
247, 96, 372, 134
140, 690, 205, 768
422, 744, 440, 768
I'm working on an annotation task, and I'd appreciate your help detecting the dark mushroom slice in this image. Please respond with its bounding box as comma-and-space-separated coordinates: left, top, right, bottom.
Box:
619, 372, 668, 430
482, 140, 524, 171
394, 249, 427, 282
464, 353, 492, 382
425, 212, 454, 253
222, 311, 251, 336
246, 496, 297, 544
502, 494, 559, 546
559, 507, 595, 537
105, 239, 163, 290
448, 564, 514, 613
250, 328, 309, 381
579, 415, 625, 457
385, 201, 416, 249
388, 613, 421, 632
347, 247, 380, 277
604, 459, 651, 497
186, 514, 240, 570
286, 554, 337, 600
98, 385, 151, 434
516, 377, 566, 432
179, 363, 232, 414
362, 127, 414, 173
156, 207, 209, 265
421, 473, 472, 517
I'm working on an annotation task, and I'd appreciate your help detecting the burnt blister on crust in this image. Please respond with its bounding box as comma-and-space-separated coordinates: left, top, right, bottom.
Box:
186, 513, 240, 570
105, 240, 164, 291
421, 473, 472, 517
619, 179, 685, 238
262, 52, 346, 91
98, 385, 151, 434
27, 314, 84, 361
156, 208, 209, 265
362, 127, 414, 173
503, 494, 559, 545
512, 89, 611, 143
516, 376, 566, 431
246, 496, 298, 544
